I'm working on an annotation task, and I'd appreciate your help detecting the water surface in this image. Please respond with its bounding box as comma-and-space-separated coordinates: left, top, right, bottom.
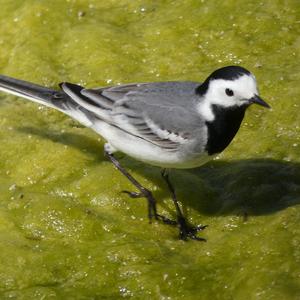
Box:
0, 1, 299, 299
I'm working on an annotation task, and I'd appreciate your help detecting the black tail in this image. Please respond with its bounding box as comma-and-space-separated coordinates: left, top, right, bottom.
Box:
0, 75, 93, 126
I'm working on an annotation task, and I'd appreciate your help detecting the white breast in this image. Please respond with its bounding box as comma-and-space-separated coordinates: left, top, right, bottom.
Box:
92, 120, 212, 169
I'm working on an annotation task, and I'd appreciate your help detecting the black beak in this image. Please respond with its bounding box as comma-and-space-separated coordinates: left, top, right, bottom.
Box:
249, 94, 271, 108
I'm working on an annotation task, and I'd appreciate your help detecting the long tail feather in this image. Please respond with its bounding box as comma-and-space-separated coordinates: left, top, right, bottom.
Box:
0, 75, 93, 126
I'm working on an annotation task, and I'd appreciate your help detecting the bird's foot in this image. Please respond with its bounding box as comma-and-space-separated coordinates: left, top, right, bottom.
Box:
123, 189, 206, 240
156, 214, 177, 226
122, 190, 177, 225
122, 191, 143, 199
177, 216, 207, 241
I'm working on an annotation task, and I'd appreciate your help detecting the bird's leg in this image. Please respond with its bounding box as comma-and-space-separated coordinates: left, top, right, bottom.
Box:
105, 149, 175, 225
161, 169, 207, 241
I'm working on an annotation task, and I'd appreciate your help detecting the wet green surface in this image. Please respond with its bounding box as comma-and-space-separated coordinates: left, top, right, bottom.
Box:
0, 0, 300, 299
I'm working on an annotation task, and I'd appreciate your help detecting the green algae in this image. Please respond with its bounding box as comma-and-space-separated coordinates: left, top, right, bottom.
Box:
0, 0, 300, 299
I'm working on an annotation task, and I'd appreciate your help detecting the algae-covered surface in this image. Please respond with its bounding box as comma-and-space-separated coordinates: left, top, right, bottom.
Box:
0, 0, 300, 299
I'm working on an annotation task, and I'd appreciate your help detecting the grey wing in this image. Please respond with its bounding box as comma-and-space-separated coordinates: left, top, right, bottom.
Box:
60, 81, 205, 151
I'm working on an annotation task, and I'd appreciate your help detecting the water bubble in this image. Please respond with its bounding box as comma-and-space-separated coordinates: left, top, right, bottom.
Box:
119, 287, 133, 297
9, 184, 17, 191
78, 11, 86, 18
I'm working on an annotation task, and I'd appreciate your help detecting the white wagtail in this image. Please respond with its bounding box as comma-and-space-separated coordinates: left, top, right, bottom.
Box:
0, 66, 270, 240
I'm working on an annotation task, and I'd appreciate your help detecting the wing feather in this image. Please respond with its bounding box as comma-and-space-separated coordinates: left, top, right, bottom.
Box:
61, 81, 203, 151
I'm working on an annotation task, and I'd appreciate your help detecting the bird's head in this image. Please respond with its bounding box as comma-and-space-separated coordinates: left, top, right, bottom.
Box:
197, 66, 270, 110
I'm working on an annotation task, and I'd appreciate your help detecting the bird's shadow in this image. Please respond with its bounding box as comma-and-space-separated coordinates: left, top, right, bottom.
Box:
18, 126, 106, 161
18, 126, 300, 217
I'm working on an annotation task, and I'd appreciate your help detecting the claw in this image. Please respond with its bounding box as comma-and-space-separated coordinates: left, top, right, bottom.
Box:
121, 190, 178, 226
156, 214, 177, 226
121, 190, 158, 223
177, 217, 207, 242
189, 235, 207, 242
196, 224, 208, 231
121, 190, 144, 198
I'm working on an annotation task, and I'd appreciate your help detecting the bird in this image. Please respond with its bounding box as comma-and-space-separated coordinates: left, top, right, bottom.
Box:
0, 66, 270, 241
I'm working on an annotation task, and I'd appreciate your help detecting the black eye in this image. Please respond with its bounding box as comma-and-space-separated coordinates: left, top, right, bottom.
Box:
225, 88, 234, 96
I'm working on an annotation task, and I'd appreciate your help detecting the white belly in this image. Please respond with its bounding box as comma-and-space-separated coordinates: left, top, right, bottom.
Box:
92, 121, 212, 169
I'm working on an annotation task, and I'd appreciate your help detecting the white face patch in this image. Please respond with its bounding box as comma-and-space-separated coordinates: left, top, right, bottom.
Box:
197, 74, 259, 121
